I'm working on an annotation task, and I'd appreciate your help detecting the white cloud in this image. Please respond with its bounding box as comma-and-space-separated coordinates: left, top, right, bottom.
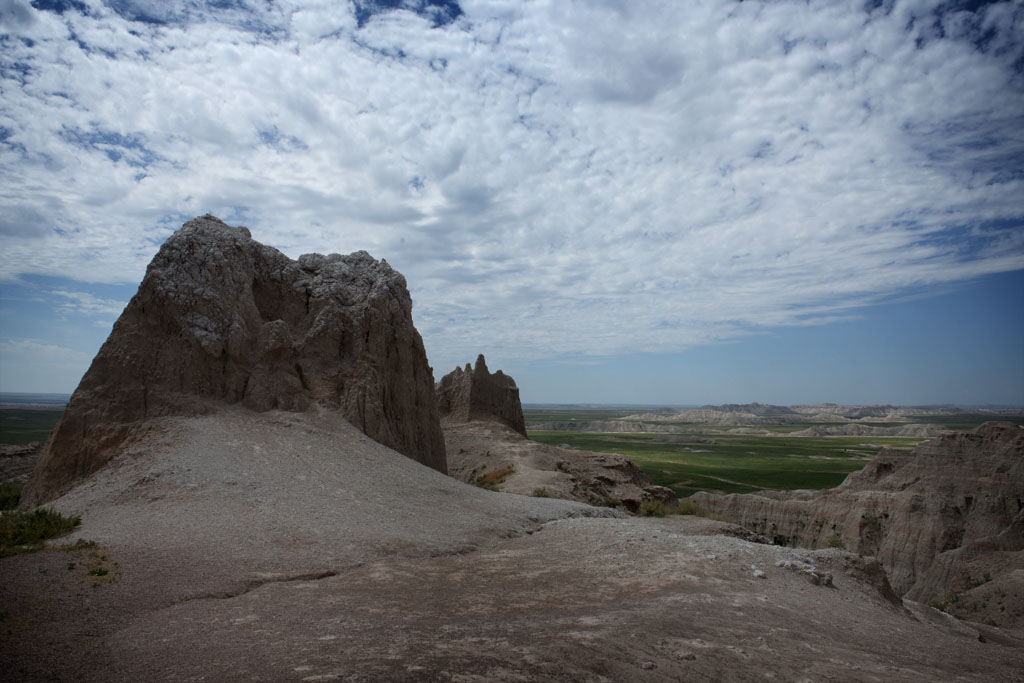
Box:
0, 339, 92, 361
0, 0, 1021, 378
47, 289, 127, 318
0, 339, 93, 392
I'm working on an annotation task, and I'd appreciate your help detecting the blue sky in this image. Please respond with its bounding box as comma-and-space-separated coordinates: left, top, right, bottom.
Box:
1, 0, 1022, 405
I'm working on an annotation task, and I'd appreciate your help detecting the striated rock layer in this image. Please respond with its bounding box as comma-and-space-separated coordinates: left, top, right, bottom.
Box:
692, 422, 1024, 628
436, 354, 526, 436
22, 215, 445, 506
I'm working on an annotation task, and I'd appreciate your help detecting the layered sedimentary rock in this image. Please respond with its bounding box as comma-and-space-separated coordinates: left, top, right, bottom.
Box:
436, 354, 526, 436
438, 356, 676, 511
692, 422, 1024, 626
624, 403, 995, 426
0, 442, 41, 483
789, 423, 944, 437
22, 215, 445, 506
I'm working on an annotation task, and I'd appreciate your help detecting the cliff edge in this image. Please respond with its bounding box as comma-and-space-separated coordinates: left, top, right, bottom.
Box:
692, 422, 1024, 629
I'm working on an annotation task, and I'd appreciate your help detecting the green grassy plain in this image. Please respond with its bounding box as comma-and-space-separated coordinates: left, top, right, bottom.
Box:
0, 408, 64, 445
521, 407, 640, 423
527, 430, 908, 497
524, 405, 1019, 497
524, 408, 1021, 497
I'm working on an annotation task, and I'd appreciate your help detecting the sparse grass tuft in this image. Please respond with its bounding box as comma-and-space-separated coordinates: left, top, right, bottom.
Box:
0, 508, 81, 556
825, 534, 846, 549
638, 500, 668, 517
474, 465, 514, 491
675, 499, 706, 516
531, 487, 549, 498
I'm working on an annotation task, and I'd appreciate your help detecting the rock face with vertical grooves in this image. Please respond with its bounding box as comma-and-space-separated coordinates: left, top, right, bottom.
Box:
21, 215, 445, 506
435, 354, 527, 437
691, 422, 1024, 628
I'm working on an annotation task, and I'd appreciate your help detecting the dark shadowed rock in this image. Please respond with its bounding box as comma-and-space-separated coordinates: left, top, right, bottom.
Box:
21, 215, 445, 506
691, 422, 1024, 628
436, 354, 526, 436
0, 442, 41, 483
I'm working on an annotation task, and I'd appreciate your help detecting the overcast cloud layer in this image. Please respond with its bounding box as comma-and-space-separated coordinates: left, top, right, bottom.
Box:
1, 0, 1023, 394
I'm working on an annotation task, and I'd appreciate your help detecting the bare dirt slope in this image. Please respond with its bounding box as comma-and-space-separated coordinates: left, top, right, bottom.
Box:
3, 408, 1022, 682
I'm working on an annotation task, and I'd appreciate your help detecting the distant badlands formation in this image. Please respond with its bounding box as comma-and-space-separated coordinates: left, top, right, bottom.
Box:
531, 403, 963, 436
7, 216, 1023, 681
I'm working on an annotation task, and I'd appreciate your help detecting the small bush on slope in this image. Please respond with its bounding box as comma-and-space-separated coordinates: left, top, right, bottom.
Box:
0, 508, 81, 557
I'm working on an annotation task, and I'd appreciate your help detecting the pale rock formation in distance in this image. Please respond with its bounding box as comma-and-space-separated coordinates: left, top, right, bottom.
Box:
21, 215, 445, 506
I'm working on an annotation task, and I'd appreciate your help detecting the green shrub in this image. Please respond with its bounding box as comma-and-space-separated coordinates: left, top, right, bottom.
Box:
676, 499, 706, 516
0, 481, 22, 510
603, 497, 621, 508
825, 534, 846, 549
474, 465, 514, 491
0, 508, 81, 556
638, 500, 668, 517
531, 487, 549, 498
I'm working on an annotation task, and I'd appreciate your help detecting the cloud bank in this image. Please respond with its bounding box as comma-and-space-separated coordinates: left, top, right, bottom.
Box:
1, 0, 1022, 375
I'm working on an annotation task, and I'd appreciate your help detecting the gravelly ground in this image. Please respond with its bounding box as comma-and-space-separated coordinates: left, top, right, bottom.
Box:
2, 407, 1021, 682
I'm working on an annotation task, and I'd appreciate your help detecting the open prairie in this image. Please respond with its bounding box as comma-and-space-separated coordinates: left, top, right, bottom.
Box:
0, 408, 64, 446
526, 408, 1024, 497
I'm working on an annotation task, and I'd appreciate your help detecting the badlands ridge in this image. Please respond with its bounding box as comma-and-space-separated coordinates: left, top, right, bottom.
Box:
2, 216, 1022, 682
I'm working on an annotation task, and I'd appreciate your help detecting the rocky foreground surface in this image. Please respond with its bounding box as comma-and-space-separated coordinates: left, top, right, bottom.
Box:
3, 407, 1023, 682
4, 217, 1022, 681
693, 422, 1024, 632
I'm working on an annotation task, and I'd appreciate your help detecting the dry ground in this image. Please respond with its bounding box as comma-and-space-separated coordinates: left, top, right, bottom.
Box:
2, 407, 1021, 682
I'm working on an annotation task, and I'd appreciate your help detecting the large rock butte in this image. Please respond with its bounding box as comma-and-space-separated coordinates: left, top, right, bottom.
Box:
692, 421, 1024, 629
21, 215, 445, 506
436, 354, 527, 436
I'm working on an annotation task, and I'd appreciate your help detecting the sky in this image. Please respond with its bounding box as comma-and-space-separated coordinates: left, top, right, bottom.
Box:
0, 0, 1022, 406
